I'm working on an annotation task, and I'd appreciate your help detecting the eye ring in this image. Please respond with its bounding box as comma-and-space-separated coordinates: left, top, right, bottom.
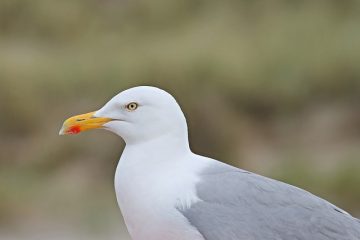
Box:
125, 102, 138, 111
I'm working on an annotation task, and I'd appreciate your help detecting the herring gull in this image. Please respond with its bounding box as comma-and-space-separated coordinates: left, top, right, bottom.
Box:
59, 86, 360, 240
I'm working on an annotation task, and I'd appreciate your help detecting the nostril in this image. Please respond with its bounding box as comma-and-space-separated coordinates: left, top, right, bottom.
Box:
76, 119, 85, 122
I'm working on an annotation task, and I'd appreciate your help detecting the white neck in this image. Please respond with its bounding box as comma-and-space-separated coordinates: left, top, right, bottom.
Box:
114, 134, 206, 240
127, 132, 190, 157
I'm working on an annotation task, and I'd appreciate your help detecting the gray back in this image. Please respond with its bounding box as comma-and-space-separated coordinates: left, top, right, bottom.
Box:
179, 161, 360, 240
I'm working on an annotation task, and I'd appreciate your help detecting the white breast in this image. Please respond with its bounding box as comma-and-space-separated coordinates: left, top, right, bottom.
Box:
114, 148, 207, 240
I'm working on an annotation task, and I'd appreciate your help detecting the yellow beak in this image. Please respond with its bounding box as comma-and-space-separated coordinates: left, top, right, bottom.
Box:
59, 111, 112, 135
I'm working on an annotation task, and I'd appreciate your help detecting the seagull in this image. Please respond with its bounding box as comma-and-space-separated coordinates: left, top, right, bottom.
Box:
59, 86, 360, 240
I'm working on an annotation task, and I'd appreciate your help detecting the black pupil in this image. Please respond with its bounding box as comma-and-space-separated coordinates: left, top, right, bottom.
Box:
129, 104, 136, 109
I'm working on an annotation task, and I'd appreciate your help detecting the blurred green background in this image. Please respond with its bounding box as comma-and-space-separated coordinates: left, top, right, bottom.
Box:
1, 0, 360, 239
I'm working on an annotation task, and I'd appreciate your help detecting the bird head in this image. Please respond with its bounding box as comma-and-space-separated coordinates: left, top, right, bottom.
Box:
59, 86, 188, 144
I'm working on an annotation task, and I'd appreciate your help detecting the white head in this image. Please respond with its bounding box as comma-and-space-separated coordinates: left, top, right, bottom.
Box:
59, 86, 189, 145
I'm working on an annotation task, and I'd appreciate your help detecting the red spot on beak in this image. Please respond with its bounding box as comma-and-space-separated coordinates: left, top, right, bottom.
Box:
67, 125, 81, 134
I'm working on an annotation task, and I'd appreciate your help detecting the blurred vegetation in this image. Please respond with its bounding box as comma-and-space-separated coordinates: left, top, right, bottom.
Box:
0, 0, 360, 239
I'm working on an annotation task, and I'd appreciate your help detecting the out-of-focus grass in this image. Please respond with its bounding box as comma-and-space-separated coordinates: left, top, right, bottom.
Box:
0, 0, 360, 238
271, 156, 360, 214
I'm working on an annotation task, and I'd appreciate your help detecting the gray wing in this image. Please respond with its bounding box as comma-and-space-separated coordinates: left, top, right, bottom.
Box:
179, 161, 360, 240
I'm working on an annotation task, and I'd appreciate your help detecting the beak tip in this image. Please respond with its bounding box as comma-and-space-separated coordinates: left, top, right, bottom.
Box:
59, 126, 66, 135
59, 124, 82, 135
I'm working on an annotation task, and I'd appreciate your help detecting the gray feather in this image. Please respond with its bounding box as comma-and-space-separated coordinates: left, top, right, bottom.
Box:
178, 161, 360, 240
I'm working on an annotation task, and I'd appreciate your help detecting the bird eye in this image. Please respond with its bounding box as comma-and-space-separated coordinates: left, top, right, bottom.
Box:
125, 102, 138, 111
